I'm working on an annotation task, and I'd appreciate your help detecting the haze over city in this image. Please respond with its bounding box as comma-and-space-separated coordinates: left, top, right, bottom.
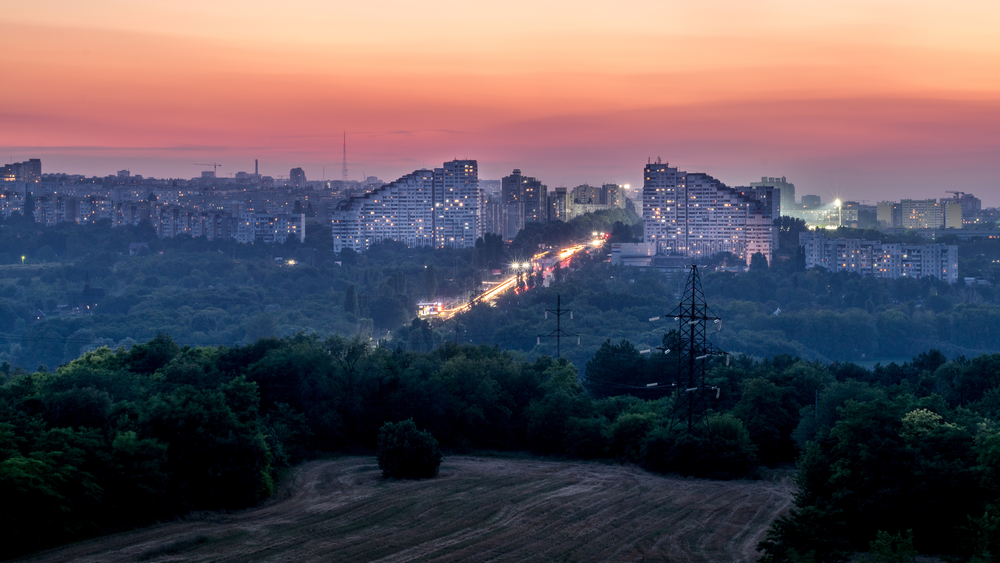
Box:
7, 2, 1000, 562
3, 0, 1000, 204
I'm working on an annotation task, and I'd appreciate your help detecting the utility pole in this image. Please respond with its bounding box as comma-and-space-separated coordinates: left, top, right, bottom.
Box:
537, 294, 577, 358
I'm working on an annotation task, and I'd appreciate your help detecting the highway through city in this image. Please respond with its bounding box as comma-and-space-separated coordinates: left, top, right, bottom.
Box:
436, 241, 594, 320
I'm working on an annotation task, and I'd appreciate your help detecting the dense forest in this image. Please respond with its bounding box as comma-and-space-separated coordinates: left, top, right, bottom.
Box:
3, 210, 1000, 373
4, 208, 1000, 559
2, 333, 1000, 560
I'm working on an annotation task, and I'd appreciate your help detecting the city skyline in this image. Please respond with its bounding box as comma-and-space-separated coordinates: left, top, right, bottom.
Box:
3, 1, 999, 205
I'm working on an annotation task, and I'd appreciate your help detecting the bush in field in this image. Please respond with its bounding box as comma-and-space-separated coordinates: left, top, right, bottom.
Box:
642, 413, 758, 480
377, 419, 443, 479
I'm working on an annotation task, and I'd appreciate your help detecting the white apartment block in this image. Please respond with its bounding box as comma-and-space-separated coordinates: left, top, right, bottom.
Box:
901, 199, 943, 229
433, 160, 480, 249
331, 169, 435, 252
332, 160, 481, 252
800, 232, 958, 283
643, 161, 778, 264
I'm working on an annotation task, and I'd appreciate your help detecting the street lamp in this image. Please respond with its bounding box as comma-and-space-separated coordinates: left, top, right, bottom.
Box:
834, 199, 842, 227
21, 255, 25, 265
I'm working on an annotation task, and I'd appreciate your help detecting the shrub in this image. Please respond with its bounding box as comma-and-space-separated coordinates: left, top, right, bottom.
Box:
641, 414, 758, 479
377, 419, 443, 479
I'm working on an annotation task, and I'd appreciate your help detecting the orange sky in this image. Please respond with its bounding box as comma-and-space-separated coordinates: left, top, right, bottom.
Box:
2, 0, 999, 203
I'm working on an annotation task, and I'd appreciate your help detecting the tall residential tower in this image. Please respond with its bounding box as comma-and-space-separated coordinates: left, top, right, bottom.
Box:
332, 159, 481, 252
643, 160, 778, 264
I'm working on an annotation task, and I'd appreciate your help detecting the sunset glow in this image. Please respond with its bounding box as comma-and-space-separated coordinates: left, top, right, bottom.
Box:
3, 0, 999, 202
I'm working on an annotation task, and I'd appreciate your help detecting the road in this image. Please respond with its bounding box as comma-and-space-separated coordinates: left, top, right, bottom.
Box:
437, 242, 592, 320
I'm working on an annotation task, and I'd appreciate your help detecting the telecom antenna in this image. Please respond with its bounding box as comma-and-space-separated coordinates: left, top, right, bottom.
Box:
537, 294, 578, 358
657, 264, 726, 432
341, 131, 348, 182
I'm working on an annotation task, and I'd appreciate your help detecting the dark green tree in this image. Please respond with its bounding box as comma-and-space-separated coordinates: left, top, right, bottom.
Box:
376, 419, 442, 479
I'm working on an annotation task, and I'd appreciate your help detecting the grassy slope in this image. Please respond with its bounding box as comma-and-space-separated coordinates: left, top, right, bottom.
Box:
23, 457, 793, 563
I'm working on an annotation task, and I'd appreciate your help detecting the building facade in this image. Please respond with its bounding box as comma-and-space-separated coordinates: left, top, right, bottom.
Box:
332, 160, 481, 252
800, 232, 958, 283
331, 169, 435, 252
749, 176, 795, 215
433, 159, 480, 248
548, 187, 569, 222
501, 169, 546, 239
945, 201, 963, 229
1, 159, 41, 184
901, 199, 943, 229
238, 212, 305, 244
642, 160, 778, 264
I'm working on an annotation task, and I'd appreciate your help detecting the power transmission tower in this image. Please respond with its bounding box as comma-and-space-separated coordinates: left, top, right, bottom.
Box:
537, 294, 578, 358
661, 265, 726, 432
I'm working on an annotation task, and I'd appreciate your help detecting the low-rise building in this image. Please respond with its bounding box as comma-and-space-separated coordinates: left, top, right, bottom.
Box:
800, 232, 958, 283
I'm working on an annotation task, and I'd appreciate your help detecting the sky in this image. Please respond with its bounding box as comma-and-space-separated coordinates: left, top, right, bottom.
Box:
2, 0, 999, 205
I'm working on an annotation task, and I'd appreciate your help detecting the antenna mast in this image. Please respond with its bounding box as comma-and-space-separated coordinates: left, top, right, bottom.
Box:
341, 131, 348, 182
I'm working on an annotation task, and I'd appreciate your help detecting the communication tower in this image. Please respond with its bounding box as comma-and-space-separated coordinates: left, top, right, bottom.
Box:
341, 131, 349, 182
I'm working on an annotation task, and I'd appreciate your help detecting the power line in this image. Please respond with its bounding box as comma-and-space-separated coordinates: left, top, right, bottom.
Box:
663, 264, 727, 432
536, 294, 578, 358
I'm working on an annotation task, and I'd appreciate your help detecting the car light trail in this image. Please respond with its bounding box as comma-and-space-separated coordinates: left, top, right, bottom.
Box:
436, 242, 591, 320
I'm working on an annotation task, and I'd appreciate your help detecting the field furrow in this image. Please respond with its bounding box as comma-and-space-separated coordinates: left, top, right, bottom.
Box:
22, 456, 793, 563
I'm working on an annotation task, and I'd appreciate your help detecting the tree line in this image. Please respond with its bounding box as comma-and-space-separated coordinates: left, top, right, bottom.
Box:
3, 330, 1000, 559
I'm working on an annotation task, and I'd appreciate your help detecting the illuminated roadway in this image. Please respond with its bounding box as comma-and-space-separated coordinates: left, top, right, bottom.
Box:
437, 242, 594, 321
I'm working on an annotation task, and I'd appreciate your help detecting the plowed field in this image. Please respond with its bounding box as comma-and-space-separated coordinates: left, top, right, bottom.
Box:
24, 456, 793, 563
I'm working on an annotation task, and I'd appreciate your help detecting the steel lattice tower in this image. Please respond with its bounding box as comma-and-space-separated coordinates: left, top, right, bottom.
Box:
341, 131, 349, 182
665, 264, 725, 432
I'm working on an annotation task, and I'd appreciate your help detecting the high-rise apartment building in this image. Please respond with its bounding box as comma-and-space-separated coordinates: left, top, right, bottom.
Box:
877, 201, 903, 228
332, 169, 435, 252
433, 159, 480, 248
750, 176, 795, 214
332, 160, 481, 252
901, 199, 943, 229
501, 169, 546, 239
481, 196, 506, 236
1, 159, 41, 184
603, 183, 626, 208
289, 168, 307, 188
572, 184, 601, 204
945, 201, 963, 229
479, 179, 502, 199
548, 187, 569, 222
943, 192, 982, 217
642, 160, 778, 264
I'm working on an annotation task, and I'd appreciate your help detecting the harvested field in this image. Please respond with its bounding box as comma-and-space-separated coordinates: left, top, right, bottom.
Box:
24, 456, 793, 563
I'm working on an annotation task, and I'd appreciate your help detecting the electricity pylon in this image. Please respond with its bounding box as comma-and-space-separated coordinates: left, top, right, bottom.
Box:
537, 294, 578, 358
663, 264, 726, 432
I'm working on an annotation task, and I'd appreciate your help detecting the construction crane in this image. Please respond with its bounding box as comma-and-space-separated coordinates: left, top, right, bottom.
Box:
194, 163, 223, 174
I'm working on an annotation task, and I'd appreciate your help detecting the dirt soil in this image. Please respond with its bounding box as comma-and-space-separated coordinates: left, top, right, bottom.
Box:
23, 456, 794, 563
